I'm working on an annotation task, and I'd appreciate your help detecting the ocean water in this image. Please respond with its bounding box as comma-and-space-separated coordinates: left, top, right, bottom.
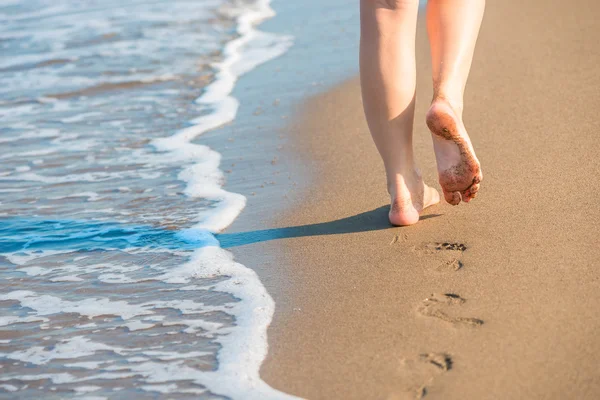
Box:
0, 0, 297, 398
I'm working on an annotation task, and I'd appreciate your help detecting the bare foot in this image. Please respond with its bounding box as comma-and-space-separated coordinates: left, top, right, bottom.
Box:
388, 169, 440, 226
426, 98, 482, 205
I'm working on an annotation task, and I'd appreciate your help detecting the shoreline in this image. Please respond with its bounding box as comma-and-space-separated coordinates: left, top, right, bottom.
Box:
255, 0, 600, 398
200, 0, 362, 397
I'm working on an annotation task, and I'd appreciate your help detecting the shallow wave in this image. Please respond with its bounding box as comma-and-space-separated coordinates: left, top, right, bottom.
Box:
0, 0, 296, 398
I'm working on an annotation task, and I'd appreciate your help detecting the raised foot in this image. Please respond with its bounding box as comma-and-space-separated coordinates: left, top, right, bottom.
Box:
426, 99, 482, 205
388, 172, 440, 226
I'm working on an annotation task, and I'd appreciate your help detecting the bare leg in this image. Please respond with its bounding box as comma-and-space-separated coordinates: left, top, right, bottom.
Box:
426, 0, 485, 204
360, 0, 439, 226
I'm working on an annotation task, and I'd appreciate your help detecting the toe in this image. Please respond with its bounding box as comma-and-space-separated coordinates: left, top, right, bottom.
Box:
462, 182, 480, 203
443, 189, 461, 205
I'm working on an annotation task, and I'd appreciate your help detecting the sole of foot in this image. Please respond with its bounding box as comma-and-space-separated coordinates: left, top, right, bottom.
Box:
426, 99, 482, 205
389, 175, 440, 226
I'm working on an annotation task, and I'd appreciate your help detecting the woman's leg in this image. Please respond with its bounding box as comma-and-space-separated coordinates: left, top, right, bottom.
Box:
426, 0, 485, 204
360, 0, 439, 226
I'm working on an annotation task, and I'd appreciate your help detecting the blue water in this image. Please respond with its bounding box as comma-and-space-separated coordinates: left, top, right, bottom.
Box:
0, 218, 218, 253
0, 0, 293, 398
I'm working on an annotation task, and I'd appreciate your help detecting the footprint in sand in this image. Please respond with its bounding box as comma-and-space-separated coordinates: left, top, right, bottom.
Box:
412, 242, 467, 272
416, 293, 483, 327
390, 352, 453, 400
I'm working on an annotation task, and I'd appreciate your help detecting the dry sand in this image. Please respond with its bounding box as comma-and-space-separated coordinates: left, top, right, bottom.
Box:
239, 0, 600, 398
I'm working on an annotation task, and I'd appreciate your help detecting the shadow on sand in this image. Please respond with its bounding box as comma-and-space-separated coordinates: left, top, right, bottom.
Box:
217, 206, 441, 248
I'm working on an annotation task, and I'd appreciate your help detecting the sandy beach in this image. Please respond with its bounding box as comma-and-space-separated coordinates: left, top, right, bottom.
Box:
245, 0, 600, 398
1, 0, 597, 398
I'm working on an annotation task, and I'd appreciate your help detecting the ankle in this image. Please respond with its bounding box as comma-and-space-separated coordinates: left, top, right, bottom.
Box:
431, 92, 463, 116
386, 167, 422, 197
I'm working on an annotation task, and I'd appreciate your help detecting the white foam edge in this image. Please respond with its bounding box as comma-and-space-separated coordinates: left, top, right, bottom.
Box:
0, 0, 296, 397
151, 0, 293, 234
144, 245, 294, 399
149, 0, 298, 398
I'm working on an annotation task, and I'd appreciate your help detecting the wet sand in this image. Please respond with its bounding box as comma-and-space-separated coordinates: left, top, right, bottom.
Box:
252, 0, 600, 398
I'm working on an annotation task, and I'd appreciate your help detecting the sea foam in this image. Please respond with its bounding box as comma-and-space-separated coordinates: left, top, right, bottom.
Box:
0, 0, 297, 398
149, 1, 297, 396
